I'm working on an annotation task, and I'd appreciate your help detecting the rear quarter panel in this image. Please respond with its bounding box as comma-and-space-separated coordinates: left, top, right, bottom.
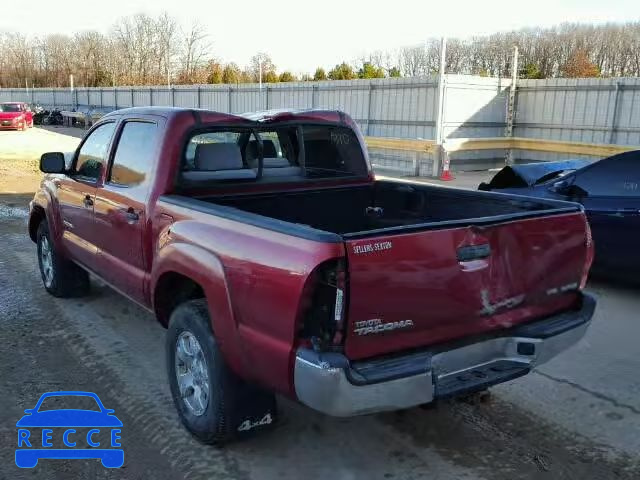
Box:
151, 201, 345, 396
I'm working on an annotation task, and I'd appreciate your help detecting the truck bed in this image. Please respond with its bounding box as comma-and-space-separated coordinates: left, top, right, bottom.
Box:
166, 179, 589, 360
200, 179, 580, 237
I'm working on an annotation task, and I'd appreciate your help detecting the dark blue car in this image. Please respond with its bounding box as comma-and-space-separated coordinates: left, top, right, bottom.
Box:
16, 391, 123, 468
479, 151, 640, 282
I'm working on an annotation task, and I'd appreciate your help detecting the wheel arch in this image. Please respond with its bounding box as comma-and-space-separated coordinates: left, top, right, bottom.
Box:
153, 271, 205, 328
151, 242, 245, 375
29, 205, 46, 242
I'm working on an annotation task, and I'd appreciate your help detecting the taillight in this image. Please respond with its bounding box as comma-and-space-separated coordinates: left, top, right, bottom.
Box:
297, 259, 347, 350
580, 218, 595, 289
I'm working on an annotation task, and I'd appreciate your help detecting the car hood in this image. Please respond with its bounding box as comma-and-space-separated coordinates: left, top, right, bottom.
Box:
0, 112, 23, 120
480, 159, 591, 190
16, 410, 123, 427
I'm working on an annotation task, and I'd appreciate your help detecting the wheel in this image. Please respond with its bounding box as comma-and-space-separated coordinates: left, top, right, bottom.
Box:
28, 119, 34, 128
166, 299, 276, 445
19, 121, 26, 131
36, 220, 90, 297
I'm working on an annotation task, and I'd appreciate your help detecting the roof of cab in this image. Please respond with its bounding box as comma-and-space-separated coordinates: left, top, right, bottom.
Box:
102, 107, 346, 125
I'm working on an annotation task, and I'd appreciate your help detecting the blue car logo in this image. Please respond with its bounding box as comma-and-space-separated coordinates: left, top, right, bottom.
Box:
16, 391, 123, 468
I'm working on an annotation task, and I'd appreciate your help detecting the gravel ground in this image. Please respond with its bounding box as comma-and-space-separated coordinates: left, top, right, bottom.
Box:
0, 127, 639, 479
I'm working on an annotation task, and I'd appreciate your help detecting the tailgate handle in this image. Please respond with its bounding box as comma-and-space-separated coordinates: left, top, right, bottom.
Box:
457, 244, 491, 262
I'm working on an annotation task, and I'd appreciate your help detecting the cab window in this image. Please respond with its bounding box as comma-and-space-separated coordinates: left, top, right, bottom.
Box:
109, 121, 157, 187
75, 122, 116, 180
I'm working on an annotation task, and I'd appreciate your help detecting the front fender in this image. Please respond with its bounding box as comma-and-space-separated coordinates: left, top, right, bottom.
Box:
151, 241, 246, 377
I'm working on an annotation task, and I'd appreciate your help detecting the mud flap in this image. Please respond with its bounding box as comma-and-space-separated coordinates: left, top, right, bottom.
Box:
229, 379, 278, 439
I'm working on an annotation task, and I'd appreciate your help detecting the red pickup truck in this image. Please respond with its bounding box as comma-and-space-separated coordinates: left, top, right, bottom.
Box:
0, 102, 33, 130
30, 107, 596, 444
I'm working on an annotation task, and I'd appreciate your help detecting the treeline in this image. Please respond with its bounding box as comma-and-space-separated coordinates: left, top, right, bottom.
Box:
400, 22, 640, 79
1, 15, 640, 89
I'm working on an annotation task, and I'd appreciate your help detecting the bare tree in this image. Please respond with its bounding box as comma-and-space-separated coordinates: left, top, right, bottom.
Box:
3, 18, 640, 88
177, 20, 210, 83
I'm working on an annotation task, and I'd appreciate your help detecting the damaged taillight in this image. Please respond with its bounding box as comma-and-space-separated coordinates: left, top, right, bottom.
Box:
580, 218, 595, 289
297, 259, 347, 350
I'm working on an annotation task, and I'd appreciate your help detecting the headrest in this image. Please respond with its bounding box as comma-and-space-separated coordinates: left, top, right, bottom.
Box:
195, 143, 243, 171
247, 139, 277, 159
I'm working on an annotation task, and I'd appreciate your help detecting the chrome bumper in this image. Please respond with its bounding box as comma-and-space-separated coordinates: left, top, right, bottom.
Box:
294, 293, 595, 417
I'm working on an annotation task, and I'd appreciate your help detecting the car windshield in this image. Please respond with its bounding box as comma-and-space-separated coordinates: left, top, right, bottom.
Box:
37, 395, 101, 412
0, 104, 21, 112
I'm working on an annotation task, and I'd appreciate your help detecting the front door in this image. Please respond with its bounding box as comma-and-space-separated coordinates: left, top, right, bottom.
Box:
93, 119, 160, 303
58, 122, 117, 269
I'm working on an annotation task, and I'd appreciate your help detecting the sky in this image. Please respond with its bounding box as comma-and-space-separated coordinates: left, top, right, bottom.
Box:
3, 0, 640, 74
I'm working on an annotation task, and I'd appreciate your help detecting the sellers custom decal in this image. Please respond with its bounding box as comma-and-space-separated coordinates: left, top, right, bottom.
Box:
354, 318, 414, 336
352, 241, 393, 255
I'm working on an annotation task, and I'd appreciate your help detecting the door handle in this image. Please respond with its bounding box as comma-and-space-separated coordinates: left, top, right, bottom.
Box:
83, 195, 94, 207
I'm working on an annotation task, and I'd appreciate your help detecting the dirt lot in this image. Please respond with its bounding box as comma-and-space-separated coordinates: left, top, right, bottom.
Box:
0, 127, 639, 480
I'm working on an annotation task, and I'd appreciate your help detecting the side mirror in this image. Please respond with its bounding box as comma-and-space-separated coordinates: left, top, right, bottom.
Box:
40, 152, 66, 174
23, 409, 34, 415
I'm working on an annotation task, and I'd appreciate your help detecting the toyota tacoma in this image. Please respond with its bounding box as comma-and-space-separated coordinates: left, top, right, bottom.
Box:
29, 107, 596, 444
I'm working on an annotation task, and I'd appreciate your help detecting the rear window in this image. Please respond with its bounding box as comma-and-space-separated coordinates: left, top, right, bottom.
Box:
180, 125, 367, 185
302, 126, 367, 178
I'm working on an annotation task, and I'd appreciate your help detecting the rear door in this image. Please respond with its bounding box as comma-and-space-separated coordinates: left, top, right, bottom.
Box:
343, 212, 590, 360
92, 118, 161, 303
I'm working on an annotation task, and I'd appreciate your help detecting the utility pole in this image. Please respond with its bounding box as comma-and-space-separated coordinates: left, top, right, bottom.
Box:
505, 46, 519, 166
434, 37, 452, 179
70, 74, 75, 110
166, 51, 171, 89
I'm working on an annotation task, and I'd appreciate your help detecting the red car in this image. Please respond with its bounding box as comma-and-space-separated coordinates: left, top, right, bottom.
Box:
0, 102, 33, 130
29, 107, 596, 445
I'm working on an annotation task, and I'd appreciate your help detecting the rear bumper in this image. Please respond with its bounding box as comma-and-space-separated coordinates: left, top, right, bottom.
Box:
294, 293, 596, 416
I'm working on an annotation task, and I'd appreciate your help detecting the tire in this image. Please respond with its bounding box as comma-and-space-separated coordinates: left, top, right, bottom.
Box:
36, 220, 90, 298
28, 119, 34, 128
166, 299, 276, 445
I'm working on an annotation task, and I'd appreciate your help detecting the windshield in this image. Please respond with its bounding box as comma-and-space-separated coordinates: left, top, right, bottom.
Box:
182, 124, 367, 185
0, 104, 21, 112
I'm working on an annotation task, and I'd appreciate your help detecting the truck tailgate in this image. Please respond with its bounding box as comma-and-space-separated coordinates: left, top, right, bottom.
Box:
343, 212, 590, 360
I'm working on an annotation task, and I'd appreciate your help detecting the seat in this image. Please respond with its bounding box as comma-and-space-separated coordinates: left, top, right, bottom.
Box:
183, 142, 257, 181
247, 139, 278, 159
260, 166, 303, 177
261, 157, 291, 168
246, 140, 295, 169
